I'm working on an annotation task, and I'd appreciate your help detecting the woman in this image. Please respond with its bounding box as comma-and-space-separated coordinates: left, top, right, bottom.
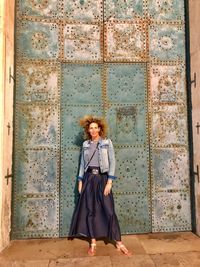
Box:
69, 115, 131, 256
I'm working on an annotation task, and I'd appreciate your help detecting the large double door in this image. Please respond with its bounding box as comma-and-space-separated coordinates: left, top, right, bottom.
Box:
12, 0, 191, 238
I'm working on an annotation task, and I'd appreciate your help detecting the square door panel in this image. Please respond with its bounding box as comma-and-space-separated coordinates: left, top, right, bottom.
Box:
106, 64, 147, 104
12, 197, 59, 238
104, 0, 144, 20
63, 24, 102, 61
61, 64, 103, 104
14, 148, 59, 194
149, 23, 185, 61
148, 0, 184, 21
152, 148, 190, 191
152, 105, 188, 147
16, 20, 59, 59
114, 194, 151, 233
150, 64, 186, 104
17, 0, 60, 18
106, 105, 147, 145
104, 21, 147, 62
16, 61, 60, 103
63, 0, 103, 22
113, 147, 149, 194
152, 192, 191, 232
15, 104, 59, 148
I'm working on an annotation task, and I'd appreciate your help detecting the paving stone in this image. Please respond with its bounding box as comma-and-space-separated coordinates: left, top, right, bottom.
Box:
13, 260, 49, 267
150, 253, 184, 267
176, 252, 200, 267
110, 255, 156, 267
49, 256, 112, 267
138, 232, 200, 254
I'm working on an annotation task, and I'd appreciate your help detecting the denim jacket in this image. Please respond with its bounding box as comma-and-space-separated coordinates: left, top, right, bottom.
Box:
77, 138, 116, 180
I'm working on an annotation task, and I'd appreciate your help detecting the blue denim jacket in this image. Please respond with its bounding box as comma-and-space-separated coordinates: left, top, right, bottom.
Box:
77, 138, 116, 180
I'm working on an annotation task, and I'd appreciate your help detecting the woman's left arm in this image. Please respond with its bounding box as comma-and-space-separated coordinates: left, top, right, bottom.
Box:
104, 139, 116, 196
107, 139, 117, 180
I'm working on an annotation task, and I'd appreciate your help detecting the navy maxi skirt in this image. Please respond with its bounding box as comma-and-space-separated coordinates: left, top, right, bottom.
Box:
69, 167, 121, 241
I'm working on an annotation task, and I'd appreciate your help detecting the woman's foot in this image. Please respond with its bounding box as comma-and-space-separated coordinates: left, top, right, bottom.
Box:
88, 243, 96, 256
116, 242, 132, 256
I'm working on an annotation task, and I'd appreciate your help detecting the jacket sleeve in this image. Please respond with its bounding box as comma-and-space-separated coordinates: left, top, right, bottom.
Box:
77, 147, 84, 181
107, 139, 117, 180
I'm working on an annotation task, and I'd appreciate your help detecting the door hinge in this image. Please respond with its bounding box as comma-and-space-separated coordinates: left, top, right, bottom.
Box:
194, 165, 199, 183
190, 72, 196, 88
196, 122, 200, 135
9, 66, 15, 84
7, 122, 11, 135
5, 168, 13, 185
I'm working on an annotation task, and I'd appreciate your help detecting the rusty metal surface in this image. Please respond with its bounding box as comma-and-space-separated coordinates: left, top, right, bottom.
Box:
13, 0, 191, 238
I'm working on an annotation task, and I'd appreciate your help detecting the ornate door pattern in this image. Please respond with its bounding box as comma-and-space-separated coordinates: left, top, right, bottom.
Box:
12, 0, 191, 238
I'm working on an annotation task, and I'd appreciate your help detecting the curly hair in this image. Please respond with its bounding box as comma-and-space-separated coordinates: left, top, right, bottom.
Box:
79, 115, 108, 139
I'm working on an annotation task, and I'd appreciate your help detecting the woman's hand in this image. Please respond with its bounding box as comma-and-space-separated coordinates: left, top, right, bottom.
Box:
104, 180, 112, 196
78, 180, 83, 194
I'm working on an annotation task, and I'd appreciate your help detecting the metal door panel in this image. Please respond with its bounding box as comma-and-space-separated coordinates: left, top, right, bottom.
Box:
106, 64, 147, 104
114, 194, 151, 233
16, 20, 59, 59
152, 105, 188, 147
63, 0, 103, 22
15, 104, 59, 147
148, 0, 184, 21
152, 148, 190, 191
12, 197, 59, 239
104, 21, 147, 62
16, 62, 60, 103
61, 64, 103, 104
104, 0, 144, 20
113, 147, 149, 194
17, 0, 60, 18
63, 24, 102, 62
149, 23, 185, 61
149, 64, 186, 104
152, 191, 191, 232
14, 148, 58, 194
106, 105, 147, 145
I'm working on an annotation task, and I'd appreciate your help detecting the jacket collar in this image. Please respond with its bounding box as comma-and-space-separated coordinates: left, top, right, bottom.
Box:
88, 137, 103, 145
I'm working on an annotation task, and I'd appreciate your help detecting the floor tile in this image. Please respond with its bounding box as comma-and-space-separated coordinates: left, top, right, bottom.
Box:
138, 233, 200, 254
49, 256, 112, 267
110, 255, 156, 267
150, 253, 184, 267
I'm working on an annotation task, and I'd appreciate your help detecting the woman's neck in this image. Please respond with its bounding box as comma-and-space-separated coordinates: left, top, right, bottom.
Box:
91, 136, 100, 142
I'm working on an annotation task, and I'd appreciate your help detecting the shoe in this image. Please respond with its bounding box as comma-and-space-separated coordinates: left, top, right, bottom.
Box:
116, 243, 132, 256
88, 243, 96, 256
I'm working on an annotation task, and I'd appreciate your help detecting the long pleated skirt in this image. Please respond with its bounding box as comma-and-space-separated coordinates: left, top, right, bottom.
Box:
69, 168, 121, 241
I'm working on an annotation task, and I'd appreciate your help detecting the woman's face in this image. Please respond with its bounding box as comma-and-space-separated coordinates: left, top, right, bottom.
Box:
88, 122, 100, 140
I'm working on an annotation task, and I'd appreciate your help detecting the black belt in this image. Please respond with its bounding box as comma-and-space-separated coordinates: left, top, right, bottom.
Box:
87, 167, 100, 175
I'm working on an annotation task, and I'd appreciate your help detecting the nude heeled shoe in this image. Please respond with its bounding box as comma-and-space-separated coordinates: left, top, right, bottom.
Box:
88, 243, 96, 256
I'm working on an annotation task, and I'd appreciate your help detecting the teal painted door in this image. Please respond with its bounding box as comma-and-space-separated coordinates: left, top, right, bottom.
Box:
12, 0, 191, 239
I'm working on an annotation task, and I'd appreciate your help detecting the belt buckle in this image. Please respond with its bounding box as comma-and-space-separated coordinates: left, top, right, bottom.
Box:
92, 169, 99, 175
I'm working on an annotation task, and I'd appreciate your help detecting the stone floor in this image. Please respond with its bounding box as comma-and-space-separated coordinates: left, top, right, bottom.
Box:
1, 232, 200, 266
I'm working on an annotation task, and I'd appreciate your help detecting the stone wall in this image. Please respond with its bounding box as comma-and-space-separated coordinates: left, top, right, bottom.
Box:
189, 0, 200, 235
0, 0, 15, 252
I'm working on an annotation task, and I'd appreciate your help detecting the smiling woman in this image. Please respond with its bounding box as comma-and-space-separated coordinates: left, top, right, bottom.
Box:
69, 115, 132, 256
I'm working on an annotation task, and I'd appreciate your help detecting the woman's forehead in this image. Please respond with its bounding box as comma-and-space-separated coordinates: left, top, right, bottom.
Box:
89, 122, 99, 127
